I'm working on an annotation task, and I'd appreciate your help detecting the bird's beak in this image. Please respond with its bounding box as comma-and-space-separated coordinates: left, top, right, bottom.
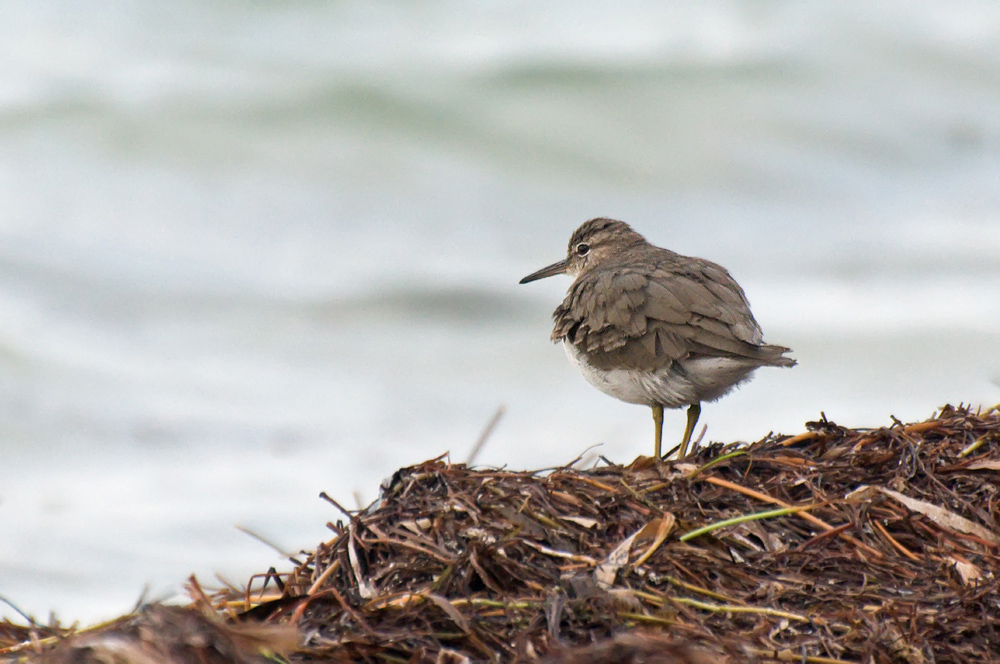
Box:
519, 258, 569, 284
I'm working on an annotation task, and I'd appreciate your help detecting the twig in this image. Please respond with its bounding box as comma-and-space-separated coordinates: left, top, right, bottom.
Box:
634, 582, 742, 607
235, 525, 291, 557
903, 420, 944, 434
570, 476, 620, 493
872, 520, 922, 561
320, 492, 358, 521
671, 596, 811, 623
780, 431, 820, 447
307, 558, 342, 595
686, 450, 747, 479
466, 405, 506, 465
521, 539, 599, 564
958, 435, 988, 458
701, 476, 883, 559
679, 505, 818, 542
746, 647, 855, 664
793, 523, 852, 552
0, 595, 39, 631
618, 612, 675, 627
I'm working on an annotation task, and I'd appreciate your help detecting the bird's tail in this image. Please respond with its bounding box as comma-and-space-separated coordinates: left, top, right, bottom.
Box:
757, 344, 797, 367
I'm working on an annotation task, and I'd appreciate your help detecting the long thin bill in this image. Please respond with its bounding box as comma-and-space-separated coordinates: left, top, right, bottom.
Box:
519, 258, 569, 284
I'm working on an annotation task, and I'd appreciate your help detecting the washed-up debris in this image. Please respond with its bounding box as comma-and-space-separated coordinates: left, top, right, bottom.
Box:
2, 601, 297, 664
4, 404, 999, 664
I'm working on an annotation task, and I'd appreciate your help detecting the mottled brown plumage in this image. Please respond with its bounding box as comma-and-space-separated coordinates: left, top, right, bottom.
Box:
520, 218, 795, 458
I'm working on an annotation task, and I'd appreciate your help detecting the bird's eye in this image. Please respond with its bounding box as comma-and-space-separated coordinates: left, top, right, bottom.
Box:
576, 243, 590, 256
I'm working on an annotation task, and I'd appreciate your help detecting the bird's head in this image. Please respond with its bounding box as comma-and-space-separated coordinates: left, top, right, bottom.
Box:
519, 218, 646, 283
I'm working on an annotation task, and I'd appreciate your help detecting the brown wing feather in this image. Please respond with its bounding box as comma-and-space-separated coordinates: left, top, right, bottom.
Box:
552, 252, 791, 372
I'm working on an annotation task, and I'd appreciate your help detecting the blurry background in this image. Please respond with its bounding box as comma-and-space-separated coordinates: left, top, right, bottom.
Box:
1, 0, 999, 624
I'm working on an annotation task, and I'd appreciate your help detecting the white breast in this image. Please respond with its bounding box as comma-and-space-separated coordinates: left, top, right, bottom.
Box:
562, 340, 696, 408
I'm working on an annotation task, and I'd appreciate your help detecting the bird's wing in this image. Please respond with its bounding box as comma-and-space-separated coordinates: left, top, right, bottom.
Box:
552, 257, 776, 372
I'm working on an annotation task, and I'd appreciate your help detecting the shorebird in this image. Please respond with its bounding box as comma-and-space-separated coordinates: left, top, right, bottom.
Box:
520, 218, 795, 458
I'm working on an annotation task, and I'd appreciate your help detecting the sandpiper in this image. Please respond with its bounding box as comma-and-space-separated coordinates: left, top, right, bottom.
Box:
520, 218, 795, 459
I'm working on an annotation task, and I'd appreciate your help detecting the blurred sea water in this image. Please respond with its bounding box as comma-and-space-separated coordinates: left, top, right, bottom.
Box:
1, 1, 999, 622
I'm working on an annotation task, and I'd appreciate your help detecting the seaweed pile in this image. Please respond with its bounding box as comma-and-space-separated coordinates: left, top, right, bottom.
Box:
4, 404, 1000, 663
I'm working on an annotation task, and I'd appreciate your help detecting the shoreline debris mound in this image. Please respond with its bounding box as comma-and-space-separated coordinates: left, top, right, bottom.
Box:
4, 404, 1000, 663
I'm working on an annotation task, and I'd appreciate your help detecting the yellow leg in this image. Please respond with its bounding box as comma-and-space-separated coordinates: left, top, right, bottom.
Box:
652, 404, 664, 459
678, 403, 701, 458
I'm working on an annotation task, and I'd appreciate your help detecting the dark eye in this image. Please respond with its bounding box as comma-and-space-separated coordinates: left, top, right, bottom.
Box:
576, 243, 590, 256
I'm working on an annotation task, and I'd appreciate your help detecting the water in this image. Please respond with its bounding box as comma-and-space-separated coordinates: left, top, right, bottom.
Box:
1, 1, 999, 623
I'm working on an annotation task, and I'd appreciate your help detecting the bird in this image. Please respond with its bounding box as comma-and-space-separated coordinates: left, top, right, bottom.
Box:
519, 218, 795, 459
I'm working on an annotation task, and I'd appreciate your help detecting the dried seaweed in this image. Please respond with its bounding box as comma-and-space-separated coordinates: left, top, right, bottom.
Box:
4, 404, 1000, 664
0, 603, 297, 664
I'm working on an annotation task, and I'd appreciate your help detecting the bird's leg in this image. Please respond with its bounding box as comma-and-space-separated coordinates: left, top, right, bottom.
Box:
678, 403, 701, 458
652, 403, 664, 459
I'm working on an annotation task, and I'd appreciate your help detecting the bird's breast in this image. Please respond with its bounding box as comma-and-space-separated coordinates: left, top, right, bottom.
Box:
562, 340, 697, 408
